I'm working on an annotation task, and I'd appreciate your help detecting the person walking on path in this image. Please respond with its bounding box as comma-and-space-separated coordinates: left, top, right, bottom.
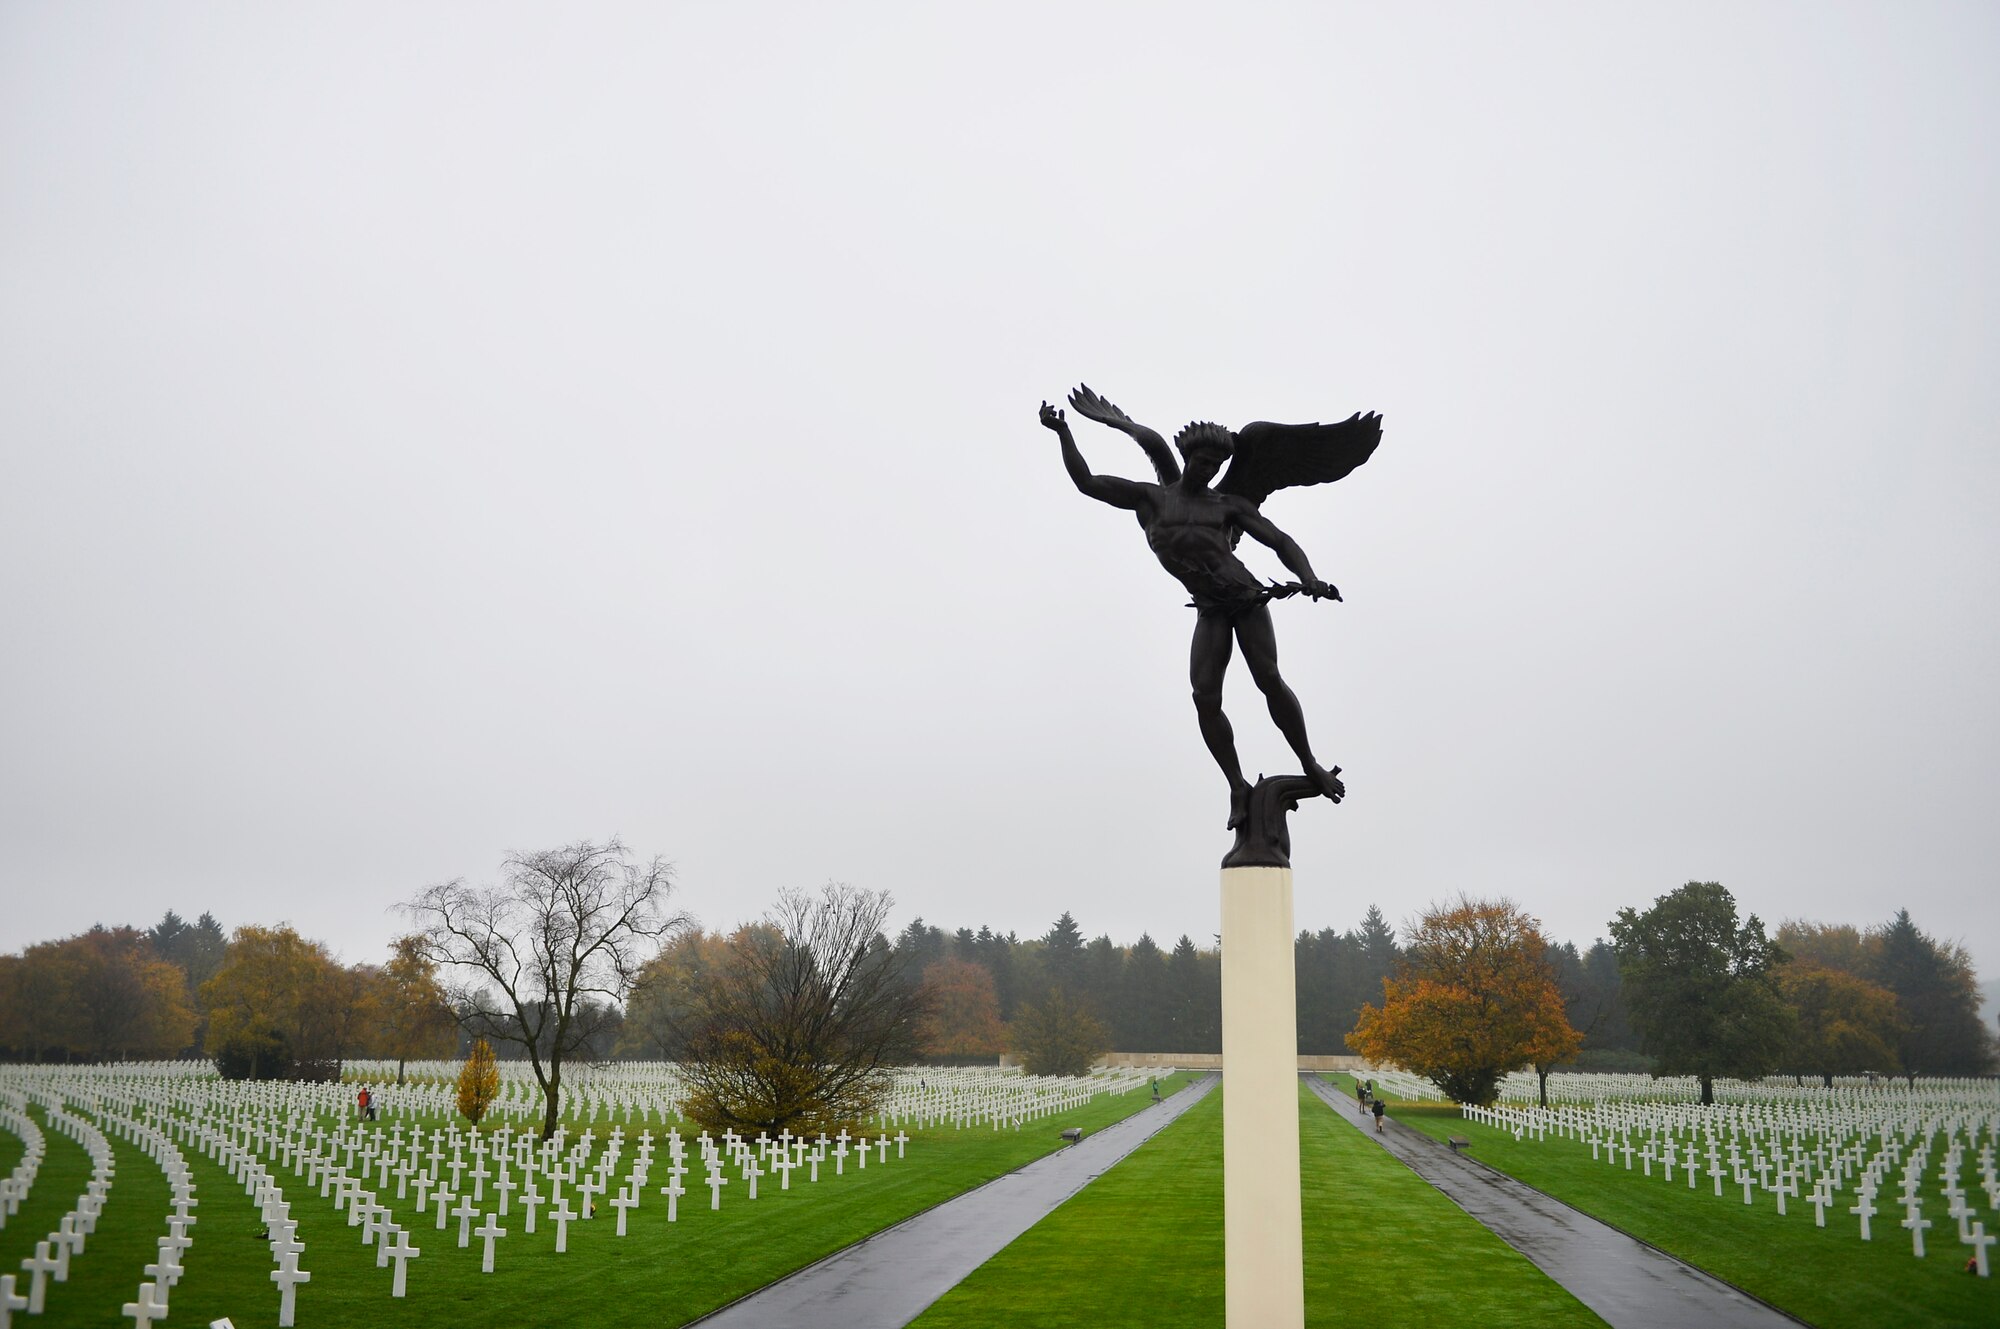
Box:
1372, 1095, 1386, 1132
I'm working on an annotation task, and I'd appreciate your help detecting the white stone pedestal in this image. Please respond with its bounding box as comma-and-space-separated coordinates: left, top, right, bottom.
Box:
1220, 865, 1304, 1329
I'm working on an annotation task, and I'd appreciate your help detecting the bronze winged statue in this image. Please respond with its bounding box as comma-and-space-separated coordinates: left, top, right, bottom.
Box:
1039, 384, 1382, 830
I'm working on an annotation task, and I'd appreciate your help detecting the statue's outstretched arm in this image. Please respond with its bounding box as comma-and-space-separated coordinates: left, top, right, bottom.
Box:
1236, 506, 1338, 600
1041, 402, 1146, 511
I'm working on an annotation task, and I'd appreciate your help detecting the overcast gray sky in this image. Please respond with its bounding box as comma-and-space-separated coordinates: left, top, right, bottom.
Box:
4, 2, 1996, 983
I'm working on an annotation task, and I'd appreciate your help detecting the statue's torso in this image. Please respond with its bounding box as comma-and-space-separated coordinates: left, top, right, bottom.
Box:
1140, 487, 1260, 606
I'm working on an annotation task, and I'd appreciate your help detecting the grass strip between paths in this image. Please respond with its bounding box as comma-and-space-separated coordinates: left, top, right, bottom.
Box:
1336, 1075, 2000, 1329
913, 1080, 1606, 1328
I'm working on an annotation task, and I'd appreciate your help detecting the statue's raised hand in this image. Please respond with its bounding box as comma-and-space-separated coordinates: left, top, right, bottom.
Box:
1039, 401, 1068, 432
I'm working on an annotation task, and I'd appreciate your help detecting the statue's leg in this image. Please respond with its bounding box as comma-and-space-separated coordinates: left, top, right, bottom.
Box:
1236, 606, 1343, 802
1191, 612, 1251, 827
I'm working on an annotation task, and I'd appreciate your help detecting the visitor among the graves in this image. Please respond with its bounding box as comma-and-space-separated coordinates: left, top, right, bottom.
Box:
1372, 1097, 1386, 1133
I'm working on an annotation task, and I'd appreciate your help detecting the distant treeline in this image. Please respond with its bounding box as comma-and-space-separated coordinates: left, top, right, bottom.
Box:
0, 900, 1989, 1080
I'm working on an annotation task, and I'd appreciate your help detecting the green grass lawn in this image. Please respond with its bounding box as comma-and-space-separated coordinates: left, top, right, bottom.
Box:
912, 1080, 1606, 1328
3, 1075, 1193, 1328
1334, 1075, 2000, 1329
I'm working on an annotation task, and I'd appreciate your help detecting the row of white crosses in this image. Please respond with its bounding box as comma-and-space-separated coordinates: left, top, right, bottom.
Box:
4, 1083, 117, 1326
1457, 1074, 1999, 1277
0, 1077, 210, 1329
0, 1094, 46, 1230
869, 1065, 1166, 1133
0, 1091, 46, 1329
0, 1056, 1151, 1326
1351, 1070, 1447, 1103
38, 1057, 1160, 1141
100, 1098, 203, 1329
1491, 1070, 2000, 1110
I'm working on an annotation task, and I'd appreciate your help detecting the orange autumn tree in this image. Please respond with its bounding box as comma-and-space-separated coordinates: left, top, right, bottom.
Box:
1777, 962, 1902, 1086
917, 958, 1007, 1057
1349, 897, 1580, 1106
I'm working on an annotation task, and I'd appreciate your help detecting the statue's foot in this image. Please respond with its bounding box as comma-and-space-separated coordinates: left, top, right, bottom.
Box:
1226, 782, 1252, 829
1308, 762, 1345, 804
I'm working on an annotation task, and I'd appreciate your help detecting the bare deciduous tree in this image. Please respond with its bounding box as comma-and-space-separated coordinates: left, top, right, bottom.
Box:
681, 883, 926, 1138
402, 838, 685, 1137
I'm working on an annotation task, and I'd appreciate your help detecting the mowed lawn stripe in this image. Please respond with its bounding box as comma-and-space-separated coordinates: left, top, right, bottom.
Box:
913, 1080, 1605, 1328
1371, 1084, 1999, 1329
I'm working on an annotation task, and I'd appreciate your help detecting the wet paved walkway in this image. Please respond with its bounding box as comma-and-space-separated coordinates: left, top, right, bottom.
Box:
693, 1074, 1219, 1328
1304, 1076, 1804, 1329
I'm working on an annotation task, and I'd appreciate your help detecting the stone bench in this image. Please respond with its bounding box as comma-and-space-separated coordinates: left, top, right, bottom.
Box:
1447, 1136, 1471, 1153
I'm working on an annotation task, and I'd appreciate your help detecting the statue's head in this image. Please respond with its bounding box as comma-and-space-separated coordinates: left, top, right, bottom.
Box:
1174, 422, 1234, 481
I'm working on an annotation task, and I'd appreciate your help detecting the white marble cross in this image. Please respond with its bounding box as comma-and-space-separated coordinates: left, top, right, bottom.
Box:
610, 1186, 639, 1235
476, 1214, 506, 1273
1947, 1191, 1974, 1242
453, 1194, 480, 1248
141, 1249, 182, 1293
1901, 1209, 1932, 1258
1965, 1221, 1994, 1278
20, 1241, 58, 1312
270, 1261, 310, 1328
0, 1273, 27, 1329
521, 1181, 544, 1234
551, 1198, 577, 1253
494, 1167, 517, 1217
120, 1281, 166, 1329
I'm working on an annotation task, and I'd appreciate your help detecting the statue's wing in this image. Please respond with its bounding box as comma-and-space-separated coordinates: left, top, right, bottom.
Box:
1216, 413, 1382, 507
1068, 383, 1180, 484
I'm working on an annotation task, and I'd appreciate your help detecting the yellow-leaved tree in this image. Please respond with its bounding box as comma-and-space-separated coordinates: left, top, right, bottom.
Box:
457, 1037, 500, 1127
1349, 896, 1580, 1106
201, 924, 367, 1080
